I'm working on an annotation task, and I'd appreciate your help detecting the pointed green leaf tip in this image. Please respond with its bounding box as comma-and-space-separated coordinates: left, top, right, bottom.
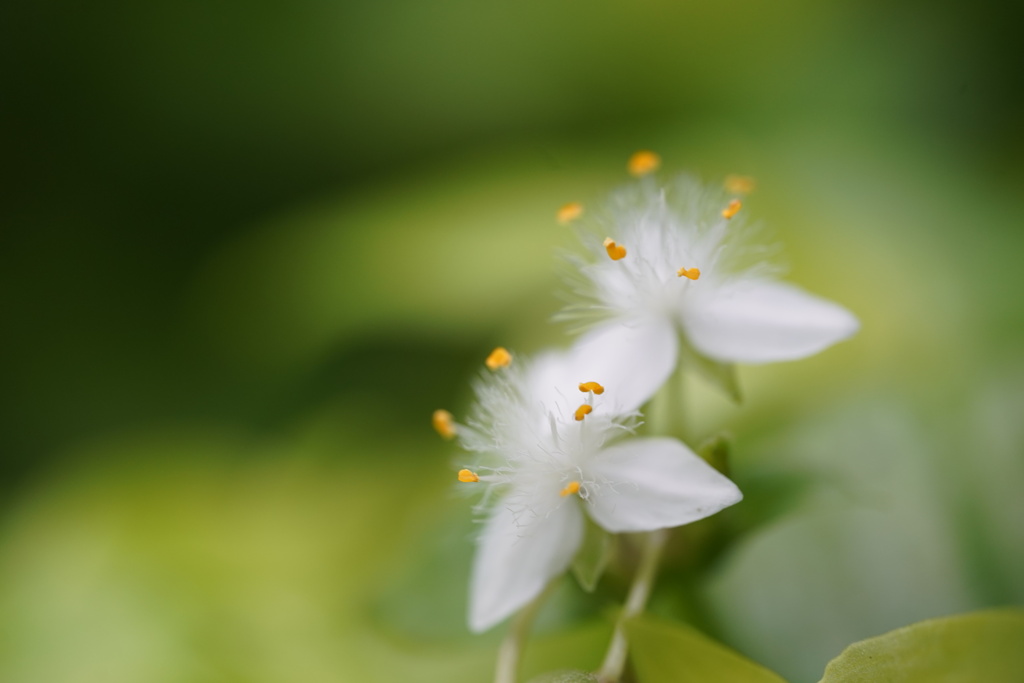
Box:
571, 517, 613, 593
626, 614, 786, 683
818, 608, 1024, 683
697, 433, 732, 477
526, 671, 598, 683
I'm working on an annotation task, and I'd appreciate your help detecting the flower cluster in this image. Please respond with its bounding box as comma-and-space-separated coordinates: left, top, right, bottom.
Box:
448, 351, 742, 631
434, 154, 859, 637
560, 174, 860, 400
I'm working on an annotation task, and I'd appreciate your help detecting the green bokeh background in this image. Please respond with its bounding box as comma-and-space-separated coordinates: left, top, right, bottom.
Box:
2, 1, 1022, 681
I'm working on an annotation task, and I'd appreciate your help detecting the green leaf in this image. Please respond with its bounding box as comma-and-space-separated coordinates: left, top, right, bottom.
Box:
678, 338, 742, 403
626, 614, 788, 683
697, 433, 733, 477
818, 609, 1024, 682
571, 517, 614, 592
520, 620, 615, 682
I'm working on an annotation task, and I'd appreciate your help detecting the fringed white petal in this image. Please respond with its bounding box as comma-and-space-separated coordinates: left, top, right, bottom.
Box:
566, 316, 678, 413
585, 437, 742, 533
468, 494, 583, 633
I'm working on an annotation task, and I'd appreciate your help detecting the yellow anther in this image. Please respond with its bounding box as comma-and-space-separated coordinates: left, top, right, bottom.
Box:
485, 347, 512, 370
677, 267, 701, 280
603, 237, 627, 261
574, 404, 593, 421
627, 150, 661, 177
578, 381, 605, 395
557, 201, 584, 225
724, 175, 756, 195
432, 409, 457, 440
721, 199, 742, 220
560, 481, 581, 497
458, 468, 480, 483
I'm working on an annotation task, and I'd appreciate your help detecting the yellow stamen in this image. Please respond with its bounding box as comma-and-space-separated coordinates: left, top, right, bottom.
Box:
724, 174, 756, 195
557, 201, 584, 224
578, 381, 605, 395
627, 150, 661, 177
603, 237, 627, 261
432, 409, 457, 440
574, 404, 593, 421
721, 199, 742, 220
457, 468, 480, 483
677, 267, 701, 280
485, 347, 512, 370
560, 481, 581, 497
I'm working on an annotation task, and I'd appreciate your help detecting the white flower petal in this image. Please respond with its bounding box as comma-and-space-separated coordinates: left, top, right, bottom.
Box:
683, 279, 859, 364
468, 494, 584, 632
585, 437, 742, 533
523, 349, 578, 417
567, 316, 678, 413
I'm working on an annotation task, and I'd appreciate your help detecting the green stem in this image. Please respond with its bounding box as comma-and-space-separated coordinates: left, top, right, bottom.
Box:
647, 361, 688, 442
595, 359, 686, 682
595, 529, 669, 683
494, 581, 557, 683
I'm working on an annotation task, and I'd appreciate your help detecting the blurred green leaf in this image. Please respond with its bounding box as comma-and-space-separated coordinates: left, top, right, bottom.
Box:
526, 671, 598, 683
706, 401, 981, 682
697, 433, 733, 477
725, 466, 815, 537
572, 519, 614, 593
192, 155, 593, 372
369, 506, 476, 641
0, 427, 484, 683
818, 609, 1024, 683
626, 614, 787, 683
519, 620, 614, 683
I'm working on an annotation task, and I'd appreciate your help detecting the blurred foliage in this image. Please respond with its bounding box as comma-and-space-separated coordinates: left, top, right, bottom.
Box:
527, 672, 598, 683
819, 609, 1024, 682
1, 0, 1023, 681
627, 614, 786, 683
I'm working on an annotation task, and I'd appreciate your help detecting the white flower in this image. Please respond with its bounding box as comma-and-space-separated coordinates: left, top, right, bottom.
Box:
561, 176, 859, 403
453, 351, 742, 632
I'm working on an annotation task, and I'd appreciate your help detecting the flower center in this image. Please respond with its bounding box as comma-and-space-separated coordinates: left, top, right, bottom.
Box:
574, 404, 593, 421
574, 378, 606, 421
676, 267, 701, 280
